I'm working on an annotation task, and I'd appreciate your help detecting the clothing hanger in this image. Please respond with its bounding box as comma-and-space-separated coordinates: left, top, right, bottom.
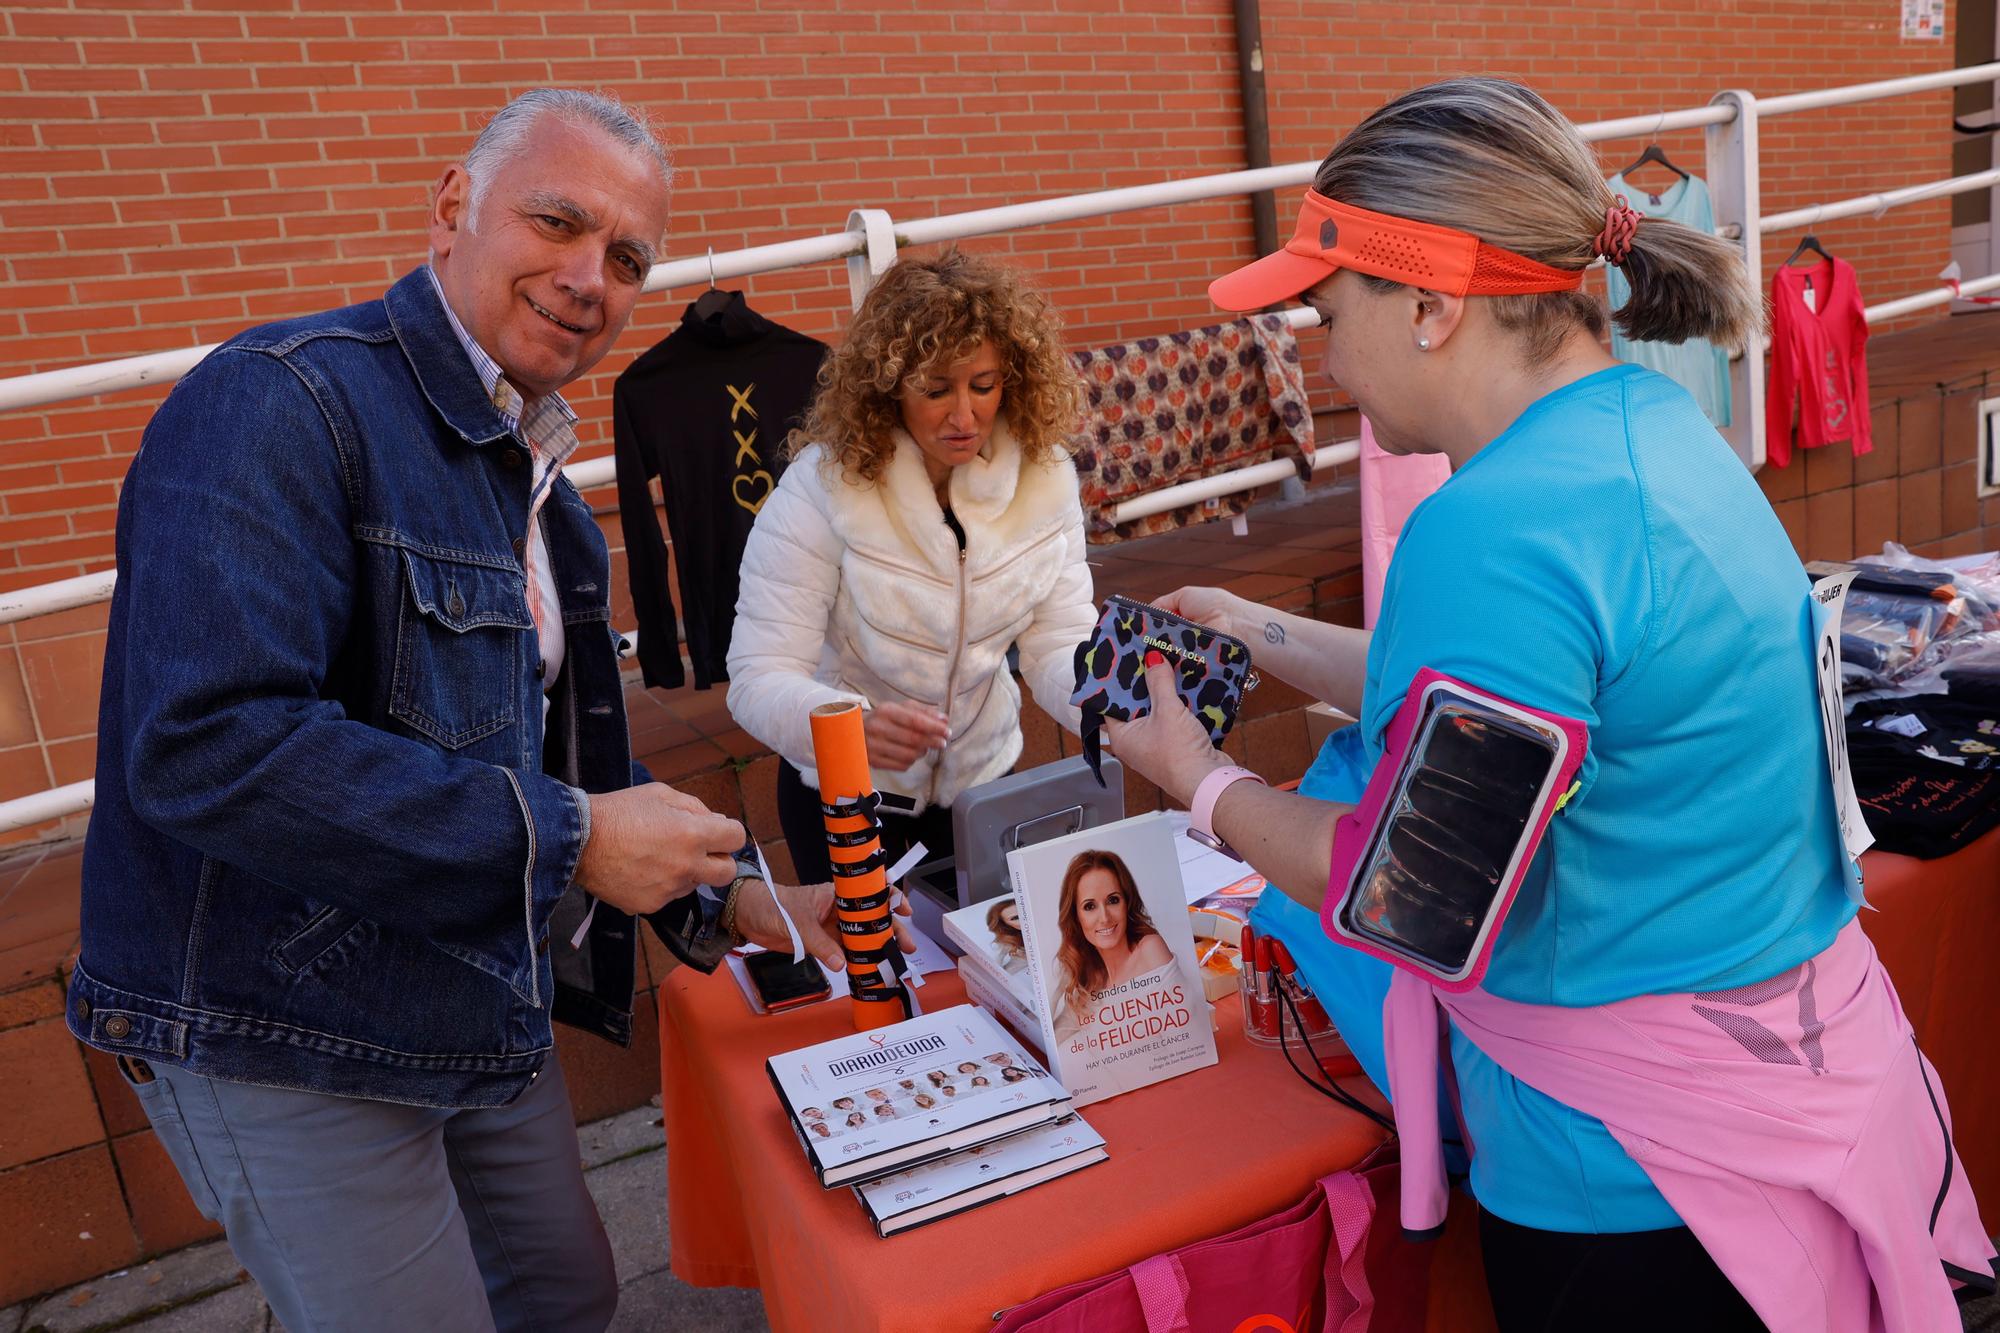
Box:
1619, 143, 1691, 183
692, 245, 734, 319
1784, 233, 1834, 266
1618, 114, 1690, 185
1783, 207, 1834, 267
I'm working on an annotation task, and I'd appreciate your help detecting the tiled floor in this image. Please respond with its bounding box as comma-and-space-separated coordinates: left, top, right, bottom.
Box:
0, 842, 82, 993
0, 1105, 771, 1333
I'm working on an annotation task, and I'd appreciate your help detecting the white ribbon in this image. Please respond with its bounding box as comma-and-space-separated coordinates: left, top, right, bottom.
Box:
753, 837, 807, 963
883, 841, 928, 886
568, 896, 599, 950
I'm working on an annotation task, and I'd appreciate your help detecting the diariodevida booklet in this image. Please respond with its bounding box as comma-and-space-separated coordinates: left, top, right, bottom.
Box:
854, 1115, 1107, 1237
766, 1003, 1070, 1187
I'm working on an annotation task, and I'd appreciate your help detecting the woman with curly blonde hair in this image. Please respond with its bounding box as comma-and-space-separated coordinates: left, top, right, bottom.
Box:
728, 249, 1097, 883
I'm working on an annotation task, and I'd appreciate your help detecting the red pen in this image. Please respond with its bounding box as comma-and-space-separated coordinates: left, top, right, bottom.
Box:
1238, 925, 1266, 1040
1268, 940, 1362, 1076
1270, 940, 1333, 1033
1251, 934, 1280, 1039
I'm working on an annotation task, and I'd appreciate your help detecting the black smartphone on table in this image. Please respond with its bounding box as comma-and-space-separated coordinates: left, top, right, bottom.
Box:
743, 951, 833, 1013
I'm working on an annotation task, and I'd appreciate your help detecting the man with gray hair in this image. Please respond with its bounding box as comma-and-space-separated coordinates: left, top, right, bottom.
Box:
69, 89, 861, 1330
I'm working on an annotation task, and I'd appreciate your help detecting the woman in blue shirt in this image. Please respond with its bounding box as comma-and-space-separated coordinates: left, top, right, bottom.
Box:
1108, 78, 1871, 1331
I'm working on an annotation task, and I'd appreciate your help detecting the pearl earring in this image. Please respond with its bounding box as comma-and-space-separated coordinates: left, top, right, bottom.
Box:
1417, 336, 1431, 351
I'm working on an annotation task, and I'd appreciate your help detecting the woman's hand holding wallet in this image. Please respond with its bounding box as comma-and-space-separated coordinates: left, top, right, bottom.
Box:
1070, 592, 1258, 790
1103, 653, 1238, 807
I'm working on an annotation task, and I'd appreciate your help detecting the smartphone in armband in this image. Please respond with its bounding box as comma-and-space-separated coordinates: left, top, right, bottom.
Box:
744, 951, 834, 1013
1324, 669, 1588, 991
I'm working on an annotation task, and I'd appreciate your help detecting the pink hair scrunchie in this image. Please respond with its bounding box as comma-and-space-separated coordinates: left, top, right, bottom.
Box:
1594, 196, 1641, 265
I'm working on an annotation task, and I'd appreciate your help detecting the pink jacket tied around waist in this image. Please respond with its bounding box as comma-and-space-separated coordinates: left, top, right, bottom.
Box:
1385, 919, 1997, 1331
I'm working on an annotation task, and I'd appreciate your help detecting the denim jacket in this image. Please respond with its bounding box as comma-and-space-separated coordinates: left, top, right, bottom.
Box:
68, 268, 685, 1107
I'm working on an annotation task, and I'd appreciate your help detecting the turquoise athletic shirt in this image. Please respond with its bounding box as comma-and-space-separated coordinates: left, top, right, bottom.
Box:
1254, 363, 1857, 1231
1256, 730, 1682, 1231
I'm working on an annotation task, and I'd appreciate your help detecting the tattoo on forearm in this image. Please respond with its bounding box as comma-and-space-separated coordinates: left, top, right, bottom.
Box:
1263, 621, 1285, 645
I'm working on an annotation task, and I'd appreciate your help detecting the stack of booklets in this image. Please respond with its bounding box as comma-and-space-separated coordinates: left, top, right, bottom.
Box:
767, 1004, 1107, 1236
942, 895, 1045, 1060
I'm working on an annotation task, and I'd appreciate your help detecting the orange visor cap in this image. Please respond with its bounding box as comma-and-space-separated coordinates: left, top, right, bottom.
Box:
1209, 190, 1586, 311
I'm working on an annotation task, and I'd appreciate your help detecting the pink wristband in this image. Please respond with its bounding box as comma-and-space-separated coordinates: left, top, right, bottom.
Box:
1187, 765, 1266, 859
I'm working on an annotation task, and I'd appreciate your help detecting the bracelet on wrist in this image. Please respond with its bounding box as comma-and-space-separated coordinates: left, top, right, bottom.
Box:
719, 874, 758, 944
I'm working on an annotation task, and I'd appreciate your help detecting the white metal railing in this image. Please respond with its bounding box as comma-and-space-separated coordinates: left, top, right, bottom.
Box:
1866, 270, 2000, 322
1761, 168, 2000, 234
0, 782, 96, 831
0, 62, 1997, 832
1757, 64, 2000, 115
0, 569, 120, 627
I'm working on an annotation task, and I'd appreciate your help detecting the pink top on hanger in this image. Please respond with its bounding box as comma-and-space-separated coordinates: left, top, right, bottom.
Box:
1767, 256, 1873, 469
1385, 919, 1996, 1331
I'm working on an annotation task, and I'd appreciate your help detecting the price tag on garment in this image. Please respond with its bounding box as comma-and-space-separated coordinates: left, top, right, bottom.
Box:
1868, 713, 1928, 739
1810, 571, 1875, 864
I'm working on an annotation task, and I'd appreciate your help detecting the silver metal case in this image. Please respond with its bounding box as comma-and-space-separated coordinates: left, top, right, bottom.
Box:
906, 755, 1125, 951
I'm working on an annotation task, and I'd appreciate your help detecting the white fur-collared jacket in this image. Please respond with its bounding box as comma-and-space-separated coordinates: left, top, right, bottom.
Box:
727, 421, 1095, 812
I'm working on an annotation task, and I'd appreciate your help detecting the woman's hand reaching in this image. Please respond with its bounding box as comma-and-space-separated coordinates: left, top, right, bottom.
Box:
864, 701, 952, 771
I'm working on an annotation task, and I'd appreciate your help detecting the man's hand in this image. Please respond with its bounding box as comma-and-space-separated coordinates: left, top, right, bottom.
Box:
862, 702, 950, 771
574, 783, 745, 916
732, 878, 919, 971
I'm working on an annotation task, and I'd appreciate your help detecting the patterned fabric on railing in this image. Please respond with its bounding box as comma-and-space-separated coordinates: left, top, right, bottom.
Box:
1068, 313, 1314, 543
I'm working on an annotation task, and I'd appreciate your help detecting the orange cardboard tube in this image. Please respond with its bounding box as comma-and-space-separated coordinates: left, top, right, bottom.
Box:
808, 701, 902, 1031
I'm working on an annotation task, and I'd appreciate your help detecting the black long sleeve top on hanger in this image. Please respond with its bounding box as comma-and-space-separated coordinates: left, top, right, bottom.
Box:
613, 291, 827, 689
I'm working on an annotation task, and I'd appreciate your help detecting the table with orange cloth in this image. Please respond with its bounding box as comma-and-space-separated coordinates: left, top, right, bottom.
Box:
658, 972, 1388, 1333
1852, 829, 2000, 1229
656, 829, 2000, 1332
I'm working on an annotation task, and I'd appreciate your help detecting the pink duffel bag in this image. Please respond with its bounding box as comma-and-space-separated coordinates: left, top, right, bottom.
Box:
993, 1145, 1429, 1333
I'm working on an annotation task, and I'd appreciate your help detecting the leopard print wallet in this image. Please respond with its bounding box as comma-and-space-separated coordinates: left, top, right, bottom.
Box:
1069, 594, 1258, 787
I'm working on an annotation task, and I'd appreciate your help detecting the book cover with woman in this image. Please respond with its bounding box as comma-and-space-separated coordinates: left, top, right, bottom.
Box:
1007, 813, 1216, 1105
941, 894, 1031, 980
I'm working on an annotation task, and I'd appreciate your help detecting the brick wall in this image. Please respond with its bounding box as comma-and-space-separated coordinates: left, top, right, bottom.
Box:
0, 0, 1978, 840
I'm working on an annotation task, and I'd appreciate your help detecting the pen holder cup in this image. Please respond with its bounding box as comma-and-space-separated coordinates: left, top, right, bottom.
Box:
1238, 960, 1345, 1054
